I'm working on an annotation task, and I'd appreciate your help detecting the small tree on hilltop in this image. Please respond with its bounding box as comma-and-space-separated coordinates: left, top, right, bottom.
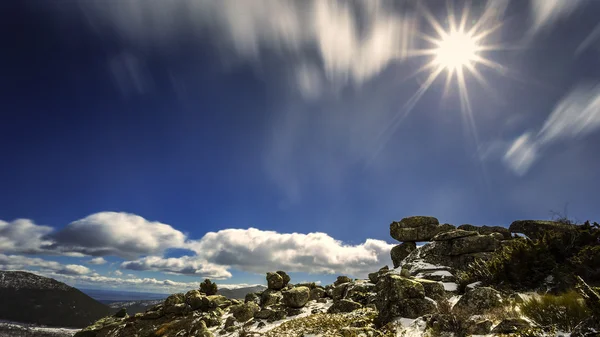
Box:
200, 278, 218, 295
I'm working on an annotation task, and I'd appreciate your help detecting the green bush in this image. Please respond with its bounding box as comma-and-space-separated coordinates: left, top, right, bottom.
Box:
466, 238, 556, 291
465, 221, 600, 291
519, 291, 590, 332
200, 279, 218, 295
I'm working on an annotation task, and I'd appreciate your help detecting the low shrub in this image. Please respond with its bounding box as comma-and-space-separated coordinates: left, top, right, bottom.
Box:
200, 278, 218, 295
519, 291, 590, 332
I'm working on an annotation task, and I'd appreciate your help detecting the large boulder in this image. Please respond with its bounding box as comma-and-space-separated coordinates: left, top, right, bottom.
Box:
185, 290, 204, 310
458, 224, 512, 240
453, 287, 503, 315
431, 229, 477, 241
445, 234, 501, 256
244, 292, 260, 305
509, 220, 575, 240
276, 271, 291, 287
390, 217, 455, 242
260, 289, 283, 307
375, 274, 436, 324
266, 272, 285, 290
231, 302, 260, 322
282, 286, 310, 308
328, 299, 363, 313
391, 242, 417, 268
414, 279, 446, 301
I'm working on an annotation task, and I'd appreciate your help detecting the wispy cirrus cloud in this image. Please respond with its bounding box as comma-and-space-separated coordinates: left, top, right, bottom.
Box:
503, 83, 600, 175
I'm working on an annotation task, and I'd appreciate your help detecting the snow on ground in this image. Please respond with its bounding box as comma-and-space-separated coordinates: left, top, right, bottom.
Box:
0, 321, 79, 337
442, 282, 458, 291
212, 299, 333, 336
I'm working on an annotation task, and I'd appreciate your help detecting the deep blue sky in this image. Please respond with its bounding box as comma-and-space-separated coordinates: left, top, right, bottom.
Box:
1, 0, 600, 291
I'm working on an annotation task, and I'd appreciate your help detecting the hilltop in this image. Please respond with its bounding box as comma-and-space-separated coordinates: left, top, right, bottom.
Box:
0, 271, 110, 328
75, 216, 600, 336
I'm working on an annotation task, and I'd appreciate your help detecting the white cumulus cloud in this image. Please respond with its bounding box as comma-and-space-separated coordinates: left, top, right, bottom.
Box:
50, 212, 187, 259
0, 219, 54, 254
123, 228, 394, 278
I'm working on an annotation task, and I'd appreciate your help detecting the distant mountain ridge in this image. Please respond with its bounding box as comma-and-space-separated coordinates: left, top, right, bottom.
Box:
217, 285, 266, 299
0, 271, 110, 328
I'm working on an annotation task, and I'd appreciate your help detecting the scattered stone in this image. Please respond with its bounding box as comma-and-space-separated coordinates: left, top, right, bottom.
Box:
317, 298, 328, 304
231, 302, 260, 322
257, 321, 266, 329
391, 242, 417, 268
334, 276, 352, 286
267, 272, 285, 290
224, 316, 236, 329
201, 295, 230, 311
368, 266, 389, 284
328, 299, 363, 313
453, 287, 503, 315
286, 307, 303, 316
333, 283, 349, 301
261, 289, 283, 307
463, 317, 493, 335
114, 308, 127, 318
276, 271, 291, 287
414, 278, 446, 301
244, 292, 261, 305
309, 287, 326, 300
340, 327, 382, 337
282, 286, 310, 308
491, 318, 532, 334
255, 308, 275, 319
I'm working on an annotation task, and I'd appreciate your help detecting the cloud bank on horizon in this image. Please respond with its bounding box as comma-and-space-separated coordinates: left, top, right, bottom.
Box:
0, 212, 394, 291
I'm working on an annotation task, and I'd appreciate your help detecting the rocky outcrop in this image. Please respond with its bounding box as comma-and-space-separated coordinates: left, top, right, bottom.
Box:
374, 274, 437, 324
390, 242, 416, 268
390, 216, 455, 242
261, 289, 283, 307
509, 220, 575, 240
334, 276, 352, 286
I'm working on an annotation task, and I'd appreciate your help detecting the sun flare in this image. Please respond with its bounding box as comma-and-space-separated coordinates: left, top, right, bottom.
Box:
434, 31, 479, 71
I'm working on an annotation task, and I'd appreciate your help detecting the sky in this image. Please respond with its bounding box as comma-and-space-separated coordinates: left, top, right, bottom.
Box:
1, 0, 600, 293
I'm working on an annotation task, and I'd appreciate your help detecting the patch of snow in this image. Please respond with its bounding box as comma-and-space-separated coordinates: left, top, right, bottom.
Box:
431, 270, 453, 277
442, 282, 458, 291
467, 281, 481, 289
448, 295, 462, 308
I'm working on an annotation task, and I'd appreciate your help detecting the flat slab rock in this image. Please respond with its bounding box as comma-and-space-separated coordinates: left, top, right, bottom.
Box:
390, 216, 455, 242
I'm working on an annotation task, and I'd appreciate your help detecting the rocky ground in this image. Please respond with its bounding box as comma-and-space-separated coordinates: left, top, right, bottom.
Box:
74, 216, 600, 337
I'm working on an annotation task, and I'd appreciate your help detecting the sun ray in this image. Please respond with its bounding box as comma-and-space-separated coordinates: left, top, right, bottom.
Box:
442, 67, 455, 99
458, 1, 470, 33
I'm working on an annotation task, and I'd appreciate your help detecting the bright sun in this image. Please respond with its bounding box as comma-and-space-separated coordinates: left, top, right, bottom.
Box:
371, 3, 508, 165
434, 31, 479, 71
